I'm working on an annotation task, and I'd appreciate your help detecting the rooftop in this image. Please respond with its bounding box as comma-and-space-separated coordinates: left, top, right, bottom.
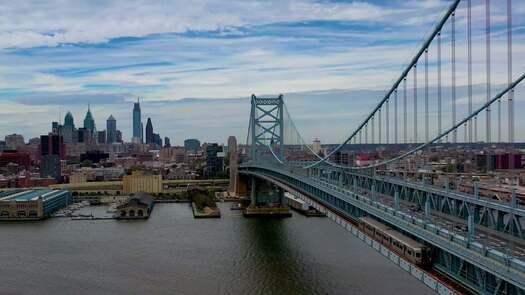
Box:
0, 189, 68, 201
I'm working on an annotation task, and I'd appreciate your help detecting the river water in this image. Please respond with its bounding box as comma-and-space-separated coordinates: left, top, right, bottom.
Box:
0, 203, 434, 295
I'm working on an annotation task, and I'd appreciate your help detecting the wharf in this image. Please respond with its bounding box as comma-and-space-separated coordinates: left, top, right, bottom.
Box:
155, 199, 190, 203
243, 206, 292, 218
191, 202, 221, 218
71, 216, 115, 221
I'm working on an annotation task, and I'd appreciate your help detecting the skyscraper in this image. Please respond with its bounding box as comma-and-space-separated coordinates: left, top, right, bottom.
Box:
164, 137, 171, 148
132, 98, 142, 142
64, 111, 75, 128
106, 115, 117, 144
145, 118, 154, 144
83, 104, 95, 132
205, 143, 224, 178
40, 134, 64, 182
63, 111, 76, 144
228, 136, 238, 193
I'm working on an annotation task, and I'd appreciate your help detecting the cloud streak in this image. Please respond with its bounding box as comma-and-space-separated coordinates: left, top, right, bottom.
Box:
0, 0, 523, 144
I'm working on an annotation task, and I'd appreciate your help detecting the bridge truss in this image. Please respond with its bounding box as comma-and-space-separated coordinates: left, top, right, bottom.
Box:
242, 0, 525, 294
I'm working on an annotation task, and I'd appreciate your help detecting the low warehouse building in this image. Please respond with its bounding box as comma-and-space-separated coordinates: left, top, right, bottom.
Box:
116, 192, 154, 219
0, 189, 72, 220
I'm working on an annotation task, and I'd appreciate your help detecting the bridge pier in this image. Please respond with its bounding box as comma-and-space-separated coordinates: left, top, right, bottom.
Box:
243, 176, 291, 218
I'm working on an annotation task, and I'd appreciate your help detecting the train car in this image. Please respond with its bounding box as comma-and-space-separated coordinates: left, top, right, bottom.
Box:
360, 216, 391, 244
359, 217, 431, 266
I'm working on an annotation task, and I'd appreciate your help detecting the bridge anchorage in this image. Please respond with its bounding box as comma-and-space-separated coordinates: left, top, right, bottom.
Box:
239, 0, 525, 294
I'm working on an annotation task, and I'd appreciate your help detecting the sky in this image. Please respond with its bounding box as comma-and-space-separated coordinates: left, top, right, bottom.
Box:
0, 0, 524, 145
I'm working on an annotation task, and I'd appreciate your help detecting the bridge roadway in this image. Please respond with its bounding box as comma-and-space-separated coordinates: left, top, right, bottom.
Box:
302, 164, 525, 239
240, 163, 525, 293
318, 177, 525, 260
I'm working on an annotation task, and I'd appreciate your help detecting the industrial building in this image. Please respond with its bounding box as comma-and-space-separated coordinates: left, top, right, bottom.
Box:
122, 171, 162, 194
0, 189, 72, 220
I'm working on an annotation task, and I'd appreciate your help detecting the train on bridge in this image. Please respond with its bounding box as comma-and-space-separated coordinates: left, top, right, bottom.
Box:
360, 217, 432, 266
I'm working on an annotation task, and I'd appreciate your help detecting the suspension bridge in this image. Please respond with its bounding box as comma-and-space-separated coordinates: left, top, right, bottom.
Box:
237, 0, 525, 294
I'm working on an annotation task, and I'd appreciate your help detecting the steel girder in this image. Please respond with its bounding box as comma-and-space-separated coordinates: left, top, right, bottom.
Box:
317, 167, 524, 239
250, 95, 284, 163
239, 164, 525, 293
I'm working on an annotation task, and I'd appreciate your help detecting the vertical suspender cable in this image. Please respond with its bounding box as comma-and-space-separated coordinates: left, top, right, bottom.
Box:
438, 31, 442, 137
452, 11, 457, 143
497, 1, 502, 142
468, 0, 473, 143
425, 49, 429, 142
365, 124, 368, 144
372, 116, 375, 144
414, 65, 418, 144
377, 108, 383, 143
508, 0, 514, 143
486, 0, 491, 143
394, 89, 398, 143
379, 109, 382, 144
386, 99, 390, 144
404, 78, 408, 143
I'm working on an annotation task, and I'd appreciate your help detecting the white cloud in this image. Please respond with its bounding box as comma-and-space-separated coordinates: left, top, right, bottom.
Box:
0, 0, 446, 49
0, 0, 524, 143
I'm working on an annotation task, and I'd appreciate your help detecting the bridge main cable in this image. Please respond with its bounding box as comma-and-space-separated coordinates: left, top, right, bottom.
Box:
304, 0, 461, 169
343, 72, 525, 170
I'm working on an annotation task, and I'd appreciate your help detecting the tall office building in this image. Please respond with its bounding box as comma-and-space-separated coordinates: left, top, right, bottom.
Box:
40, 134, 64, 182
164, 137, 171, 148
228, 136, 238, 193
145, 118, 154, 144
106, 115, 117, 144
64, 112, 75, 128
132, 98, 142, 142
83, 104, 95, 132
205, 143, 224, 178
62, 111, 76, 143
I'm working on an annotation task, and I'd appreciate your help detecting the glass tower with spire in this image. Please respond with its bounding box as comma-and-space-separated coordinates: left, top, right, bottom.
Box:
133, 98, 142, 143
83, 104, 95, 132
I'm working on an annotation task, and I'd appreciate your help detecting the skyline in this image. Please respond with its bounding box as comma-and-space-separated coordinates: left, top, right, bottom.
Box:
0, 0, 524, 143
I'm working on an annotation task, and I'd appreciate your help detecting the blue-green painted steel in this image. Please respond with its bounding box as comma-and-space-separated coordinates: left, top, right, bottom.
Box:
240, 164, 525, 294
249, 94, 285, 164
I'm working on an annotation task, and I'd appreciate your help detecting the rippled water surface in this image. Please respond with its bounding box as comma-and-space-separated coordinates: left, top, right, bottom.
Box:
0, 203, 434, 294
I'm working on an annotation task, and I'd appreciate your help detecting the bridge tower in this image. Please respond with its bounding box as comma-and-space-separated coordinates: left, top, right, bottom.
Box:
249, 94, 284, 164
243, 94, 290, 217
